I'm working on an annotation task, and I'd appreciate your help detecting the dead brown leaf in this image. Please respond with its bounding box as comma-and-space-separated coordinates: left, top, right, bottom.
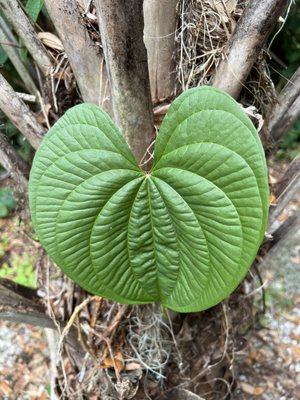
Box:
240, 382, 265, 396
101, 349, 124, 373
0, 380, 12, 396
37, 32, 64, 51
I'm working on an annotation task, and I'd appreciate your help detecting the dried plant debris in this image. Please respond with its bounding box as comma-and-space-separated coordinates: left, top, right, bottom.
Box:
175, 0, 246, 90
175, 0, 276, 115
241, 54, 277, 115
35, 254, 263, 399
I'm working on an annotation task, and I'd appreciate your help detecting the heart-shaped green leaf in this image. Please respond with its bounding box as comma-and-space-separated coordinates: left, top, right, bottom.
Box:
29, 86, 269, 312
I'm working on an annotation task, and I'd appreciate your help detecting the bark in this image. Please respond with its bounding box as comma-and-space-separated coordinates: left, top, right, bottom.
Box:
16, 92, 36, 103
0, 15, 38, 95
95, 0, 155, 164
274, 154, 300, 198
270, 95, 300, 141
0, 278, 84, 355
44, 0, 111, 108
76, 0, 90, 11
268, 173, 300, 234
267, 67, 300, 140
0, 73, 44, 149
258, 214, 299, 271
0, 132, 29, 193
0, 0, 53, 76
271, 212, 300, 247
0, 278, 56, 329
143, 0, 178, 102
213, 0, 288, 98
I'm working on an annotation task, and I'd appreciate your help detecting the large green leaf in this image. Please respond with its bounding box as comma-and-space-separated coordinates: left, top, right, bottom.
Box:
29, 86, 269, 312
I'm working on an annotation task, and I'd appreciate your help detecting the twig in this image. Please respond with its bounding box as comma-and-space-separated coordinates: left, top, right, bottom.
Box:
37, 91, 51, 130
16, 92, 36, 103
59, 295, 100, 351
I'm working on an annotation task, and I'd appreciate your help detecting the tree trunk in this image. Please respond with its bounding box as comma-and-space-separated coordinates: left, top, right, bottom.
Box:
95, 0, 154, 164
0, 278, 56, 328
270, 96, 300, 141
213, 0, 288, 98
0, 278, 85, 356
267, 66, 300, 140
274, 154, 300, 198
269, 173, 300, 234
44, 0, 111, 108
143, 0, 178, 102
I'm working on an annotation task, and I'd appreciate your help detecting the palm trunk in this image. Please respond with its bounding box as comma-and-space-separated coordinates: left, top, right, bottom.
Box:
95, 0, 154, 164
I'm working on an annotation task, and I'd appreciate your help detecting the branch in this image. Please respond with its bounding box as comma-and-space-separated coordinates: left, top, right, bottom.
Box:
258, 213, 299, 270
268, 173, 300, 234
0, 15, 38, 95
95, 0, 154, 164
213, 0, 288, 98
0, 278, 54, 328
0, 73, 44, 149
44, 0, 111, 109
0, 131, 29, 194
271, 212, 300, 247
0, 0, 53, 76
143, 0, 178, 102
274, 154, 300, 198
0, 278, 84, 355
266, 66, 300, 140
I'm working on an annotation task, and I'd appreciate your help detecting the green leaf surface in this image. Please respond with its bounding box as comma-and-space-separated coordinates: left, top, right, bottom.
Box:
25, 0, 44, 22
0, 11, 8, 65
0, 188, 16, 207
0, 48, 8, 65
0, 203, 8, 217
29, 87, 269, 312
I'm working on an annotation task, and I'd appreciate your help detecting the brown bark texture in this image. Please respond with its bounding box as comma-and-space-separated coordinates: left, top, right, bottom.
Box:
96, 0, 155, 164
0, 73, 44, 149
144, 0, 178, 102
0, 0, 53, 75
213, 0, 288, 98
44, 0, 111, 108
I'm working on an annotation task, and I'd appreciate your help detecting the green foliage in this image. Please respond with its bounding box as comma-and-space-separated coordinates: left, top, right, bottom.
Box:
21, 0, 44, 60
278, 120, 300, 160
0, 253, 36, 287
29, 87, 269, 312
0, 0, 44, 65
0, 12, 9, 65
0, 188, 17, 218
0, 111, 32, 163
25, 0, 44, 22
0, 48, 8, 65
0, 228, 36, 288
